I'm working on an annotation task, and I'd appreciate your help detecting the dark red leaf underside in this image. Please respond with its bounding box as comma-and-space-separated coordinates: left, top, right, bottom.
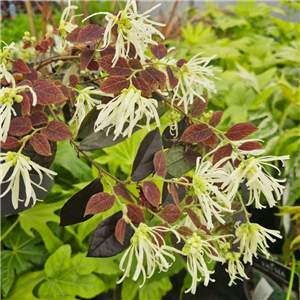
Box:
209, 111, 223, 127
185, 208, 201, 228
140, 67, 166, 91
80, 49, 95, 70
143, 181, 160, 208
225, 123, 258, 141
113, 184, 133, 203
85, 192, 115, 216
77, 25, 104, 43
132, 77, 152, 98
41, 120, 73, 142
166, 66, 178, 89
202, 132, 218, 147
238, 141, 263, 151
153, 150, 167, 177
12, 59, 30, 74
30, 111, 48, 128
115, 218, 127, 244
66, 27, 84, 43
127, 204, 145, 224
98, 55, 132, 76
212, 144, 233, 166
29, 133, 51, 156
150, 43, 168, 59
100, 76, 129, 94
9, 117, 32, 136
190, 96, 208, 118
177, 226, 193, 237
159, 205, 182, 223
69, 75, 78, 88
0, 137, 21, 149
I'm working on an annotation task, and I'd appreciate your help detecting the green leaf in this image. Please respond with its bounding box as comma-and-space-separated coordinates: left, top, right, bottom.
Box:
18, 201, 64, 253
165, 146, 194, 178
139, 276, 172, 300
54, 141, 93, 182
38, 245, 106, 299
1, 226, 47, 297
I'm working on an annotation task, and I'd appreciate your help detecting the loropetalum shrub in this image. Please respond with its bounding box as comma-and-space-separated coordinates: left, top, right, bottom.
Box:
0, 0, 290, 294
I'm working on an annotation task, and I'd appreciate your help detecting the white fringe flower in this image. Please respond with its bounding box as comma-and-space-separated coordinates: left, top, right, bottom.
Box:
94, 85, 160, 140
234, 222, 282, 264
182, 232, 225, 294
172, 53, 217, 113
0, 151, 57, 209
69, 86, 103, 126
83, 0, 165, 65
0, 41, 16, 84
117, 223, 180, 287
224, 155, 289, 209
225, 251, 249, 286
192, 158, 233, 230
0, 84, 37, 142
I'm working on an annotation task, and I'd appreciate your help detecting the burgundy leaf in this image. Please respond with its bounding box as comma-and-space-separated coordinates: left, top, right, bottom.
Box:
80, 49, 95, 69
70, 90, 76, 106
202, 132, 218, 147
69, 75, 78, 88
209, 111, 223, 127
170, 182, 180, 207
185, 208, 201, 228
85, 192, 115, 216
0, 137, 21, 149
19, 91, 31, 115
113, 184, 133, 203
29, 133, 52, 156
183, 149, 200, 165
23, 43, 31, 50
140, 67, 166, 91
87, 60, 99, 71
9, 117, 32, 136
185, 195, 194, 205
98, 55, 132, 76
190, 96, 208, 118
212, 144, 233, 166
143, 181, 160, 208
100, 76, 129, 94
225, 123, 258, 141
153, 150, 167, 177
150, 43, 168, 59
177, 226, 193, 237
159, 205, 182, 223
33, 79, 67, 105
132, 77, 152, 98
129, 59, 142, 70
115, 218, 127, 244
181, 123, 213, 143
127, 203, 145, 224
100, 46, 115, 57
29, 111, 48, 128
166, 66, 178, 89
77, 25, 104, 43
66, 27, 84, 43
23, 68, 38, 82
238, 141, 263, 151
177, 59, 187, 67
41, 120, 73, 142
12, 59, 30, 74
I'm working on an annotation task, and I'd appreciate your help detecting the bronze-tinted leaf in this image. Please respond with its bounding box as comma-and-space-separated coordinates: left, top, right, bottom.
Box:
115, 218, 127, 244
159, 204, 182, 223
131, 128, 162, 181
129, 58, 142, 70
80, 49, 95, 69
85, 192, 115, 216
185, 208, 201, 228
209, 111, 223, 127
185, 195, 194, 205
100, 76, 129, 94
23, 68, 38, 82
0, 137, 21, 149
87, 60, 99, 71
12, 59, 30, 74
225, 122, 258, 141
8, 117, 32, 136
177, 226, 193, 237
140, 67, 166, 91
132, 77, 152, 98
66, 26, 84, 43
150, 43, 168, 59
190, 96, 208, 118
69, 75, 78, 88
143, 181, 160, 208
77, 25, 104, 43
29, 133, 51, 156
87, 211, 134, 257
100, 46, 115, 57
181, 123, 213, 143
41, 120, 73, 142
30, 111, 48, 128
127, 203, 145, 224
98, 55, 132, 76
33, 79, 67, 105
162, 175, 186, 206
212, 144, 233, 166
113, 184, 133, 203
202, 132, 218, 147
166, 66, 178, 89
153, 150, 167, 177
60, 178, 103, 226
238, 141, 263, 151
170, 182, 180, 207
177, 59, 187, 67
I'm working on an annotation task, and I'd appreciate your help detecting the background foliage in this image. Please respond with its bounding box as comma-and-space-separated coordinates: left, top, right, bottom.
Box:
1, 1, 299, 299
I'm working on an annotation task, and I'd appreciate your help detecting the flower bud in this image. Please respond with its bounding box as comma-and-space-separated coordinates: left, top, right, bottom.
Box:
15, 95, 23, 103
30, 36, 36, 42
24, 31, 30, 37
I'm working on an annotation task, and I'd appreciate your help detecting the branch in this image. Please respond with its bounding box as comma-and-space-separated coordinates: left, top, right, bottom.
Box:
35, 55, 80, 70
